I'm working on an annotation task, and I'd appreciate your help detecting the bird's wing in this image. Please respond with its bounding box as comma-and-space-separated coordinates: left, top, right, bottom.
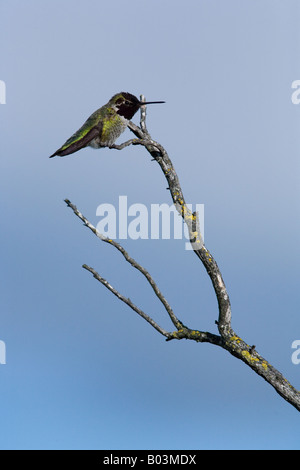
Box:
49, 111, 103, 158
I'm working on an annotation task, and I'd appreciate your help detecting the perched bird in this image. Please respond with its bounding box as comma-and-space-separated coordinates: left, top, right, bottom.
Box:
49, 92, 165, 158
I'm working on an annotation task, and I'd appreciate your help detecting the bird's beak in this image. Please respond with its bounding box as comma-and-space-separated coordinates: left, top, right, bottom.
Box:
139, 100, 165, 105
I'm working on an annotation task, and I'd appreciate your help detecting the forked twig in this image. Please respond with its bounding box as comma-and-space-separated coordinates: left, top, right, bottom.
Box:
64, 198, 184, 330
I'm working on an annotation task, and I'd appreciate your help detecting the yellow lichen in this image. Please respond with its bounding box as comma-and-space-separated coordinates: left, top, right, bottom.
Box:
241, 350, 259, 363
229, 335, 241, 343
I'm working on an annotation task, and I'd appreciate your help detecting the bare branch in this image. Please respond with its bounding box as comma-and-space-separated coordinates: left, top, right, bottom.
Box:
128, 117, 232, 338
109, 139, 141, 150
64, 199, 184, 330
139, 94, 150, 135
82, 264, 171, 338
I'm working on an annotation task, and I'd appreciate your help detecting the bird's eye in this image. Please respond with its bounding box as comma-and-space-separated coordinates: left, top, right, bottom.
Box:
124, 100, 130, 105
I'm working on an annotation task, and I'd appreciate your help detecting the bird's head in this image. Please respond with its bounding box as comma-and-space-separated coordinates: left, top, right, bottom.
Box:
110, 92, 165, 120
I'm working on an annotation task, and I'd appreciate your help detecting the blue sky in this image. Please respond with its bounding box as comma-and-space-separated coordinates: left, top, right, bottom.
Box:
1, 0, 300, 449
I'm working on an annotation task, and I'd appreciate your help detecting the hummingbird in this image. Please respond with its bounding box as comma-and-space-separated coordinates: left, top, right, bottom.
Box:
49, 92, 165, 158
